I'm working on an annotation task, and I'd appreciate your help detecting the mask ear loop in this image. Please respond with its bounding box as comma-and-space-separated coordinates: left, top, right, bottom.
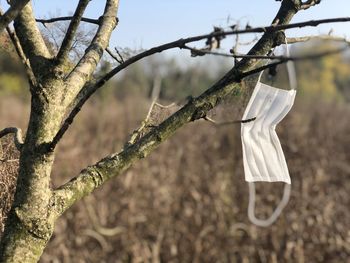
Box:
285, 37, 297, 90
256, 37, 297, 90
247, 182, 291, 227
247, 35, 295, 227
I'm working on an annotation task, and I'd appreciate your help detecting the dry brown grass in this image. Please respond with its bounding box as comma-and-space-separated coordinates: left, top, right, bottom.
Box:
0, 136, 19, 234
0, 96, 28, 234
0, 94, 349, 263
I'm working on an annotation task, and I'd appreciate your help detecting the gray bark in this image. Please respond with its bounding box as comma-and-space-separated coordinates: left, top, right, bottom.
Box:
0, 1, 119, 262
0, 0, 30, 33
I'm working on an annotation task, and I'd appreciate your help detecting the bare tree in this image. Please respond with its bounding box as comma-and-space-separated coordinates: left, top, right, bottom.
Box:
0, 0, 348, 262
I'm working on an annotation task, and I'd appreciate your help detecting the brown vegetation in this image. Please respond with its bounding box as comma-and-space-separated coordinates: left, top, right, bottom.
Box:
0, 92, 349, 262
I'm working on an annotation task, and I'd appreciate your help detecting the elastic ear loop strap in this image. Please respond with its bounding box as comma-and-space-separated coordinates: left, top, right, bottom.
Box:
247, 37, 295, 227
248, 182, 291, 227
256, 37, 297, 90
285, 37, 297, 90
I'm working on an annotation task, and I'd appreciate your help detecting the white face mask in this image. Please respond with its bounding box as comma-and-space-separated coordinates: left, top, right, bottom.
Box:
241, 40, 297, 227
241, 82, 296, 184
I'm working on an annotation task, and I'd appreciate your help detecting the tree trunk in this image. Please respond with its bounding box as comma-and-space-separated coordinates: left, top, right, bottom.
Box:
0, 88, 65, 262
0, 212, 51, 263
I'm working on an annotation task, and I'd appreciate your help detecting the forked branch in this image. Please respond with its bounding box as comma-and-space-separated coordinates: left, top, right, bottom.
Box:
56, 0, 91, 64
61, 0, 119, 108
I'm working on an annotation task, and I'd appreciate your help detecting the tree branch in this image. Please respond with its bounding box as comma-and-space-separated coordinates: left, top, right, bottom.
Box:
105, 47, 123, 64
13, 1, 52, 79
183, 44, 347, 60
61, 0, 119, 108
0, 8, 37, 87
204, 116, 257, 126
300, 0, 321, 10
55, 0, 91, 65
5, 25, 37, 87
52, 0, 307, 215
36, 16, 100, 25
69, 15, 350, 87
88, 15, 350, 91
0, 0, 30, 33
0, 127, 24, 150
49, 15, 350, 151
51, 41, 348, 203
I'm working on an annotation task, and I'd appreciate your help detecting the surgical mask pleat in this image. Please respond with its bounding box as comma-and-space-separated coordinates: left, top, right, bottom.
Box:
255, 85, 285, 182
251, 86, 279, 182
270, 91, 296, 183
242, 84, 277, 182
270, 90, 296, 127
241, 84, 295, 183
242, 83, 271, 181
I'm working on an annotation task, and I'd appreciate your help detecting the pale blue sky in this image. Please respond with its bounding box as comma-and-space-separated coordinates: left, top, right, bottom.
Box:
24, 1, 350, 54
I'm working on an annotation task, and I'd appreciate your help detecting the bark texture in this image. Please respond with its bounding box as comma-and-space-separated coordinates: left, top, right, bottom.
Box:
0, 1, 119, 262
0, 0, 30, 33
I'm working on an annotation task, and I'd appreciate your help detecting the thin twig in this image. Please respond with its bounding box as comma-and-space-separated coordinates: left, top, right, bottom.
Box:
204, 116, 256, 126
126, 100, 176, 146
183, 45, 344, 60
126, 100, 157, 146
114, 47, 125, 63
36, 16, 99, 25
231, 22, 241, 64
4, 23, 37, 87
106, 47, 123, 64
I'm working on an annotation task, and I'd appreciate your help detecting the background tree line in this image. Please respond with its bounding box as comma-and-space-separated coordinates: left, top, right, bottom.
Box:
1, 32, 349, 102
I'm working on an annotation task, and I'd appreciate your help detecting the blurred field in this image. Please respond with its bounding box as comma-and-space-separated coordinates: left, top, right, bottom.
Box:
0, 89, 349, 262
